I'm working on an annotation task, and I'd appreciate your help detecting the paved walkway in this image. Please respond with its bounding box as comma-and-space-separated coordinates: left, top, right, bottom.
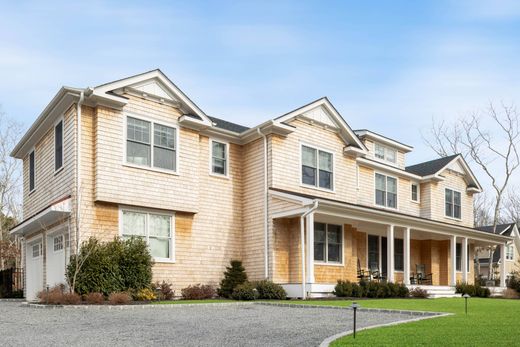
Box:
1, 301, 438, 346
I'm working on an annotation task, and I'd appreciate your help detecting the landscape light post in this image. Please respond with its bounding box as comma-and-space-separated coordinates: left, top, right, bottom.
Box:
351, 302, 359, 338
463, 294, 470, 315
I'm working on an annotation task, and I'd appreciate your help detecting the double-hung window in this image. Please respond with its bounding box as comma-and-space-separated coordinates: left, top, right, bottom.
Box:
29, 151, 35, 192
211, 140, 228, 176
375, 173, 397, 208
445, 188, 461, 219
374, 143, 397, 164
54, 120, 63, 171
121, 209, 174, 261
506, 244, 514, 260
301, 145, 333, 190
411, 183, 419, 202
127, 116, 177, 171
314, 222, 342, 263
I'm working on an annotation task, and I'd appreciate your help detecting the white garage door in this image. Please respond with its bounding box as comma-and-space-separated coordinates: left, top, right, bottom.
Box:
26, 240, 43, 301
46, 233, 68, 288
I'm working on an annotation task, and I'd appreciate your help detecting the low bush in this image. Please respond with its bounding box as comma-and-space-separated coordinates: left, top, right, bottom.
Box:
135, 288, 156, 301
37, 284, 66, 304
85, 292, 105, 305
62, 292, 81, 305
334, 280, 355, 297
108, 292, 132, 305
181, 284, 216, 300
254, 280, 287, 300
154, 281, 175, 301
455, 282, 490, 298
231, 282, 257, 301
507, 273, 520, 293
334, 280, 408, 298
409, 287, 429, 298
503, 288, 519, 299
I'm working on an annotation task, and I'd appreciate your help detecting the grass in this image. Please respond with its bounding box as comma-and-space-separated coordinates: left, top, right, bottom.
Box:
294, 298, 519, 346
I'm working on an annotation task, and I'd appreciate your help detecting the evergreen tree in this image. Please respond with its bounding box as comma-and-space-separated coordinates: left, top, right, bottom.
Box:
218, 260, 248, 298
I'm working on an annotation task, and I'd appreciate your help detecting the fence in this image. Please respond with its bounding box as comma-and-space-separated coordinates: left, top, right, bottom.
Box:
0, 267, 24, 298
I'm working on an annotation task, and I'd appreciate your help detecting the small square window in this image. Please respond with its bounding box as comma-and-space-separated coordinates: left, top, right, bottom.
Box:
53, 235, 64, 252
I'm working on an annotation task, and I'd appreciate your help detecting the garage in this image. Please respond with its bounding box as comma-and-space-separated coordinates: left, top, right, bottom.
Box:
25, 237, 43, 301
46, 229, 69, 288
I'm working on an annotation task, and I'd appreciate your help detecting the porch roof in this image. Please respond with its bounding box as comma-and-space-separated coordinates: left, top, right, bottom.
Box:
269, 188, 512, 244
10, 196, 71, 236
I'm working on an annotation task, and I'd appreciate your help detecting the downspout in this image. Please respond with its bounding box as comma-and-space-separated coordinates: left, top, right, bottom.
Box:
257, 128, 269, 279
300, 201, 318, 299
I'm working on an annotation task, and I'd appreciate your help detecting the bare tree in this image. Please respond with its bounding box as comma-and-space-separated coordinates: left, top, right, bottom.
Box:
501, 186, 520, 225
473, 192, 494, 227
423, 102, 520, 279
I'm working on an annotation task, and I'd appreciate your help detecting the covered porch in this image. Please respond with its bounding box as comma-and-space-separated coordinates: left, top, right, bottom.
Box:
271, 198, 511, 299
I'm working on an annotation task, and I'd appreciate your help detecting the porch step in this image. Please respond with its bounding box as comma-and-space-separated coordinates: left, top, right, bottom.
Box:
410, 285, 460, 298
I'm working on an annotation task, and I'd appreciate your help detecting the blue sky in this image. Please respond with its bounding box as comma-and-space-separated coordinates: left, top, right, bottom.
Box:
1, 0, 519, 172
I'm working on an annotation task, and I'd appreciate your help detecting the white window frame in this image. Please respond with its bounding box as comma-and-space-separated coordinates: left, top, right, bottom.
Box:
118, 206, 175, 263
123, 114, 180, 175
313, 222, 344, 266
54, 117, 64, 173
506, 244, 514, 261
365, 234, 404, 273
29, 149, 36, 194
374, 172, 398, 209
300, 143, 335, 192
445, 188, 462, 220
53, 235, 64, 253
411, 183, 420, 203
374, 142, 397, 164
209, 139, 229, 178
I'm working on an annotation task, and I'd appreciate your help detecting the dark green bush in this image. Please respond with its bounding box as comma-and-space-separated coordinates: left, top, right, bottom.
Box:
231, 282, 257, 301
254, 280, 287, 300
67, 237, 153, 296
218, 260, 248, 298
455, 282, 490, 298
409, 287, 429, 298
334, 280, 408, 298
507, 272, 520, 293
334, 280, 354, 297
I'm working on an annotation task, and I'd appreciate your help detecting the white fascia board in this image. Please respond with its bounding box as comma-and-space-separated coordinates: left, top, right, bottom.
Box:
10, 198, 72, 236
355, 130, 413, 153
357, 157, 422, 180
269, 189, 314, 205
240, 120, 294, 144
437, 155, 483, 192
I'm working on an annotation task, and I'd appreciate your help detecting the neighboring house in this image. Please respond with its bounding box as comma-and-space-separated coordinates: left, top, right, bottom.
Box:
10, 70, 512, 300
475, 223, 520, 279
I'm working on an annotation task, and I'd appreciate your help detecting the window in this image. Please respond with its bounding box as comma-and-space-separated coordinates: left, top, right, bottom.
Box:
368, 235, 379, 270
375, 173, 397, 208
54, 120, 63, 171
456, 243, 462, 272
374, 143, 397, 164
445, 188, 461, 219
506, 244, 514, 260
126, 116, 177, 171
53, 235, 64, 252
64, 233, 70, 248
301, 145, 333, 190
121, 209, 174, 261
29, 151, 35, 192
314, 222, 342, 263
211, 140, 227, 176
32, 243, 41, 258
394, 238, 404, 271
411, 184, 419, 202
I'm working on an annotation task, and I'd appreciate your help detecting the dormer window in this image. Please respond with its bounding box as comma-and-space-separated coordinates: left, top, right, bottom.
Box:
374, 143, 397, 164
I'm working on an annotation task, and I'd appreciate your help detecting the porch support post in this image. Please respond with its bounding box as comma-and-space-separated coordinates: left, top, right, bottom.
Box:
404, 227, 411, 285
387, 225, 395, 282
300, 216, 306, 299
450, 235, 457, 286
500, 243, 507, 287
305, 212, 315, 284
462, 237, 468, 283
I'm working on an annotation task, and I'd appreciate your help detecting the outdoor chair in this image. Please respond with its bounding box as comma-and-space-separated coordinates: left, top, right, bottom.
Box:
411, 264, 433, 285
369, 263, 386, 282
357, 259, 370, 281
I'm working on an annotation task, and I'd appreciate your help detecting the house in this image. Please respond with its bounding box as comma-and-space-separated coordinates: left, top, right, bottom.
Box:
10, 69, 512, 300
475, 223, 519, 280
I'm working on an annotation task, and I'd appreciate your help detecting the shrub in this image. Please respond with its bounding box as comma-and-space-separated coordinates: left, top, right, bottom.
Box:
218, 260, 248, 298
334, 280, 354, 297
254, 280, 286, 300
62, 292, 81, 305
108, 292, 132, 305
397, 283, 410, 298
154, 281, 175, 301
67, 237, 153, 296
135, 288, 156, 301
409, 287, 429, 298
334, 280, 408, 298
85, 292, 104, 305
507, 273, 520, 293
37, 284, 66, 304
231, 282, 257, 301
181, 284, 216, 300
503, 288, 519, 299
455, 282, 490, 298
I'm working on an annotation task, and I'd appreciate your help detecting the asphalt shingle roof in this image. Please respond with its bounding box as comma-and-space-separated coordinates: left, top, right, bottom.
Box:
208, 116, 249, 133
475, 223, 516, 236
405, 154, 460, 176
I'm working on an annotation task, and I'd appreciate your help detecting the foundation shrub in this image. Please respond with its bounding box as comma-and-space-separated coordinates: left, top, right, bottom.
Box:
85, 292, 105, 304
108, 292, 132, 305
62, 292, 81, 305
37, 284, 66, 304
334, 280, 408, 298
507, 272, 520, 293
154, 281, 175, 301
218, 260, 248, 298
135, 288, 156, 301
409, 287, 429, 298
254, 280, 287, 300
181, 284, 216, 300
503, 288, 519, 299
455, 282, 490, 298
232, 282, 258, 301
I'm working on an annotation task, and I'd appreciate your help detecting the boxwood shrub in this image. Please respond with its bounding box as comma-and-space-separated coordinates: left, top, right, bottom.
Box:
455, 282, 490, 298
254, 280, 287, 300
334, 280, 409, 298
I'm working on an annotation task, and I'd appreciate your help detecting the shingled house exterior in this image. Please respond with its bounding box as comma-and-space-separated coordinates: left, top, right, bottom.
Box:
10, 70, 512, 300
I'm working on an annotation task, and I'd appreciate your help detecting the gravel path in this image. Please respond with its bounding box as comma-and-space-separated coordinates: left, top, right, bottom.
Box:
0, 302, 435, 346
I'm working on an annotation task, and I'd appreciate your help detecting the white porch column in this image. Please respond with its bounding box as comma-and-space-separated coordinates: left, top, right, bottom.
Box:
305, 212, 315, 284
404, 227, 411, 285
462, 237, 468, 283
387, 225, 395, 282
450, 235, 457, 286
300, 216, 306, 299
500, 243, 507, 287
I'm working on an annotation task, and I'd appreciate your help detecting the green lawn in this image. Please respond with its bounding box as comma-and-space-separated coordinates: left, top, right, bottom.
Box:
297, 298, 519, 346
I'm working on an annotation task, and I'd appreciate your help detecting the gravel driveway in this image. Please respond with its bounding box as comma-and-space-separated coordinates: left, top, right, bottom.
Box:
0, 301, 437, 347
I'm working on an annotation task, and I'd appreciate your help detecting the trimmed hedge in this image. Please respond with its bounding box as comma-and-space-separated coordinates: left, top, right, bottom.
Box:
455, 282, 491, 298
334, 280, 409, 298
254, 280, 287, 300
67, 237, 153, 296
232, 282, 258, 300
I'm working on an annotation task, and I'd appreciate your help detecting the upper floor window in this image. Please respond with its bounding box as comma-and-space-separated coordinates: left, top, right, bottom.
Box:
211, 140, 228, 176
375, 173, 397, 208
301, 145, 333, 190
445, 188, 461, 219
374, 143, 397, 164
506, 244, 514, 260
126, 116, 177, 172
411, 183, 419, 202
314, 222, 342, 263
29, 150, 35, 192
121, 209, 174, 262
54, 120, 63, 172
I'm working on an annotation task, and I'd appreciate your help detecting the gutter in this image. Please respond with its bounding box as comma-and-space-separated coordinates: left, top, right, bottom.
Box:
257, 128, 269, 279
